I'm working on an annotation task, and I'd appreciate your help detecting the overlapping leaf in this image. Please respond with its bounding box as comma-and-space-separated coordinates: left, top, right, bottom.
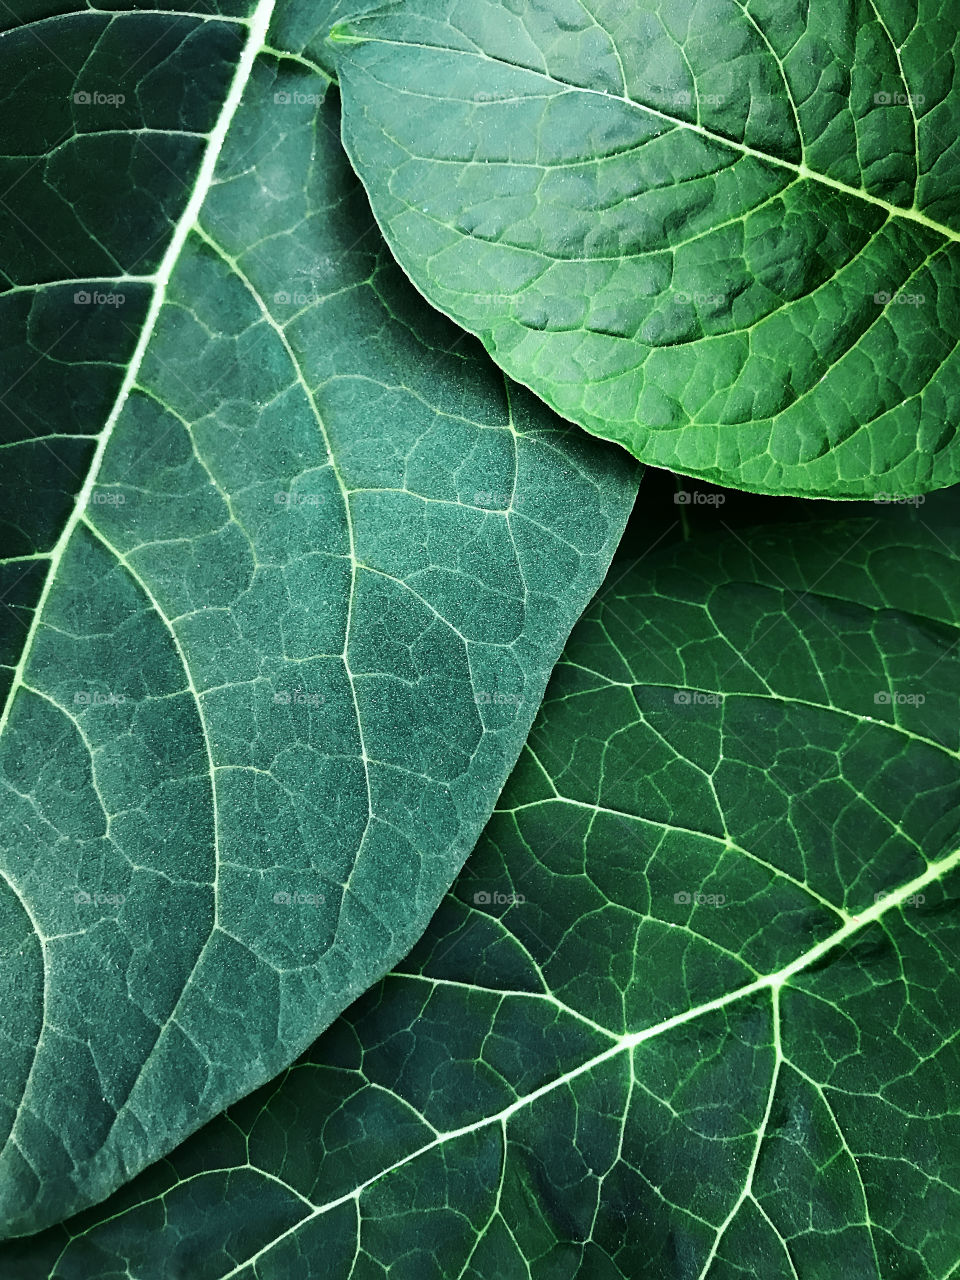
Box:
331, 0, 960, 498
0, 13, 637, 1237
8, 512, 960, 1278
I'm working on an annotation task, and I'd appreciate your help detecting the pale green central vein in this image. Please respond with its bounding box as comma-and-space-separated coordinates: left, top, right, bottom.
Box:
0, 0, 278, 745
0, 0, 281, 1168
205, 840, 960, 1280
334, 32, 960, 246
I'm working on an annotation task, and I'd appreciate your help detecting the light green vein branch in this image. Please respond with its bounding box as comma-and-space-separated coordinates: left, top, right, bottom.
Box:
205, 839, 960, 1279
0, 0, 277, 741
333, 33, 960, 245
1, 0, 280, 1167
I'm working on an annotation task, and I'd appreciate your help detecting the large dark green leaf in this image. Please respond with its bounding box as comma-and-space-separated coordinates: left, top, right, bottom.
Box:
331, 0, 960, 498
8, 511, 959, 1277
0, 12, 637, 1237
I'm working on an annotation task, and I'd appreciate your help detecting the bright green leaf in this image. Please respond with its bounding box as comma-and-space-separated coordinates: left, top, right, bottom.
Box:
331, 0, 960, 498
0, 14, 637, 1237
9, 511, 960, 1277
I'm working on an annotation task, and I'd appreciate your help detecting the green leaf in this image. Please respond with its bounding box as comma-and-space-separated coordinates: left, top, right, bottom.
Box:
0, 14, 637, 1237
268, 0, 373, 77
331, 0, 960, 499
10, 511, 960, 1277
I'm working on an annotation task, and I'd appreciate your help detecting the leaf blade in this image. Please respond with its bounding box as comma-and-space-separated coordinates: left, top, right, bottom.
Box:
331, 0, 960, 497
0, 39, 637, 1235
10, 510, 960, 1276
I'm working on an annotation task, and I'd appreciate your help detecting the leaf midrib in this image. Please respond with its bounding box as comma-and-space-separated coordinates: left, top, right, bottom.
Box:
0, 0, 278, 1186
59, 835, 957, 1280
335, 31, 960, 247
0, 0, 279, 742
